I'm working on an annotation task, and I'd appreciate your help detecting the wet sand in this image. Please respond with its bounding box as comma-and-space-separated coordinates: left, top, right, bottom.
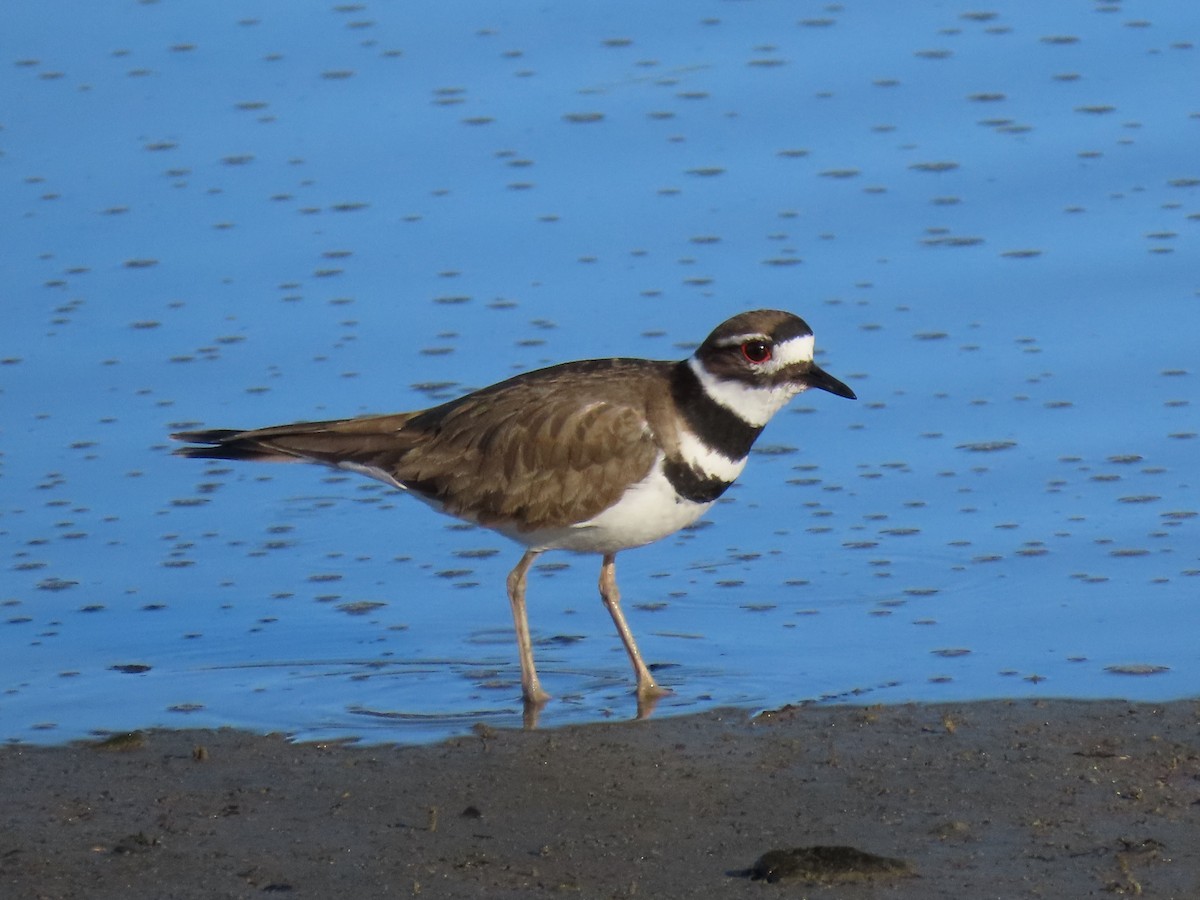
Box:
3, 699, 1198, 898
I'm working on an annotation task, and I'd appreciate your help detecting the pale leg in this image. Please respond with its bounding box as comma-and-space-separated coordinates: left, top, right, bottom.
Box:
598, 553, 668, 702
506, 549, 551, 706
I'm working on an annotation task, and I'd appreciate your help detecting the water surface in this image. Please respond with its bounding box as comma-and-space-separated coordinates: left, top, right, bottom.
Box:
2, 0, 1197, 744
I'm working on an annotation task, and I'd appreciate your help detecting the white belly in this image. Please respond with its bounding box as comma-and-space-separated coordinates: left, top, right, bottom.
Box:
509, 461, 714, 555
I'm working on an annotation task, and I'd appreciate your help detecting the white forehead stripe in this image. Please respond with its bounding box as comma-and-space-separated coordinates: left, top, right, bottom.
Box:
771, 334, 815, 366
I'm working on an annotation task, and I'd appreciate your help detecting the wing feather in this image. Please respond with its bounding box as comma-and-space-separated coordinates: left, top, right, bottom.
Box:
173, 360, 671, 533
399, 389, 659, 531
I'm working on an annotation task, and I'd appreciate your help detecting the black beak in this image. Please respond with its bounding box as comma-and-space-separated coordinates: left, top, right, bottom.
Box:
804, 364, 856, 400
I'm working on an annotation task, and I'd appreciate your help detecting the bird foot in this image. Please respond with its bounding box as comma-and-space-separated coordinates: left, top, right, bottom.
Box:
635, 682, 670, 719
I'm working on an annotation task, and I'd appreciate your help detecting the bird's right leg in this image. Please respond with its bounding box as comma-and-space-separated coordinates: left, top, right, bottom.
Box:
506, 549, 551, 707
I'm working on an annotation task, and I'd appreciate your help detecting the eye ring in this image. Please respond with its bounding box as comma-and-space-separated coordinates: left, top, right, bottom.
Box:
740, 340, 772, 364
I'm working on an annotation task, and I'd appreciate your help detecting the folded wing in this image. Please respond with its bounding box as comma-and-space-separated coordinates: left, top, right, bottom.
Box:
172, 376, 660, 533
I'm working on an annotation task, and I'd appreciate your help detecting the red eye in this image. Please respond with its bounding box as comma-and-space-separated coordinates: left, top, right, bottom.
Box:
741, 340, 772, 364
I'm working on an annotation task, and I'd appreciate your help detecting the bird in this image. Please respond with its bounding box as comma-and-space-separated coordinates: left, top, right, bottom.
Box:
172, 309, 855, 711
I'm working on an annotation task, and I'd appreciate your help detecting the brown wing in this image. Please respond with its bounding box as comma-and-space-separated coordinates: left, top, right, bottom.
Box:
394, 379, 660, 531
172, 360, 668, 533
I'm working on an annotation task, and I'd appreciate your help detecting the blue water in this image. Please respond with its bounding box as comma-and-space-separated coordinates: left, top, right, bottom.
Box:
2, 0, 1197, 744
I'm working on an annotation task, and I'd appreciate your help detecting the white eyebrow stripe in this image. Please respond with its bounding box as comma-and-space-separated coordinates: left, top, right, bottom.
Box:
716, 332, 771, 347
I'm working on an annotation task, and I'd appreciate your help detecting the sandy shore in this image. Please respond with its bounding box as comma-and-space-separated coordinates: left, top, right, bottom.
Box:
3, 698, 1198, 898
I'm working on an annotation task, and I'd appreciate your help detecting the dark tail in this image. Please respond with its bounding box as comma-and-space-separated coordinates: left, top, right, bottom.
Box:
170, 410, 423, 468
171, 429, 300, 463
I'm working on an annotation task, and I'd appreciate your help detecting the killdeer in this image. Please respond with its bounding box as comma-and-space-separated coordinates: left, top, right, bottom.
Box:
172, 309, 855, 709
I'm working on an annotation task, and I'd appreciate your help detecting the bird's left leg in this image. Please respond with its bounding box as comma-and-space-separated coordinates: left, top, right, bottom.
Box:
598, 552, 668, 704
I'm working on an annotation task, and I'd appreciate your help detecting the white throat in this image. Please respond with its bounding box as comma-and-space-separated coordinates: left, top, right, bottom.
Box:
687, 357, 794, 427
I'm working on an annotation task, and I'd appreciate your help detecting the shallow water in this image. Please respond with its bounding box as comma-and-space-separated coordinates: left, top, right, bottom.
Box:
3, 1, 1197, 744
